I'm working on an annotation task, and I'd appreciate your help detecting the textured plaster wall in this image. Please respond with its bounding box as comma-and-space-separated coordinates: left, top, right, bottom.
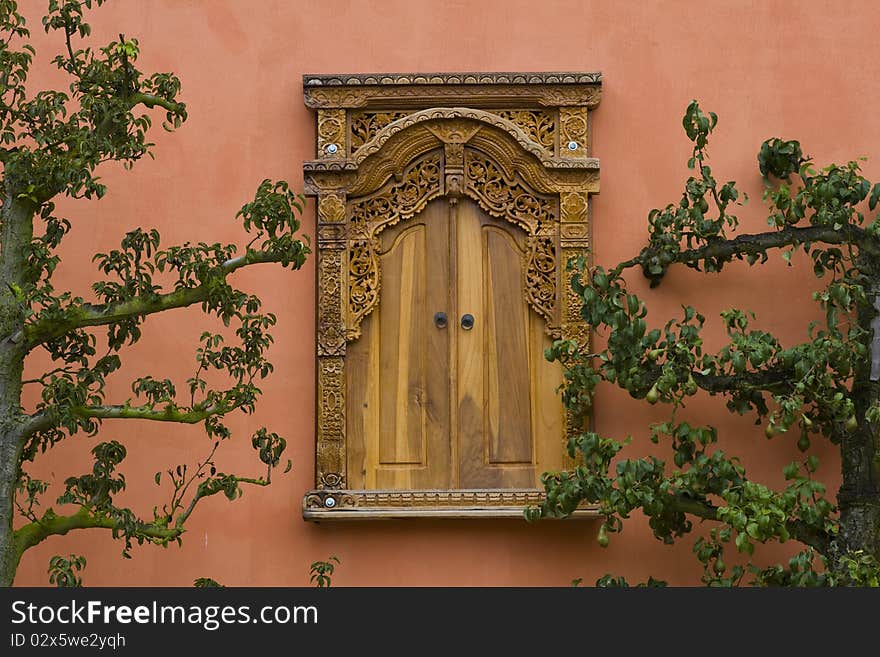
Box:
14, 0, 880, 585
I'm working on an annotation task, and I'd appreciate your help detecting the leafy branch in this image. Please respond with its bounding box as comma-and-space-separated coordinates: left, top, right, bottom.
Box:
534, 101, 880, 586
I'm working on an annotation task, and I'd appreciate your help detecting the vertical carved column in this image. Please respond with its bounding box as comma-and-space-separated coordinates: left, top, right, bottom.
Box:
316, 192, 348, 489
559, 190, 592, 467
317, 109, 347, 158
559, 107, 589, 158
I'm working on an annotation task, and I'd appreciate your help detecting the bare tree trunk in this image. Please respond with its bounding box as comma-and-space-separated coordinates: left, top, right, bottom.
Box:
836, 271, 880, 576
0, 194, 34, 586
0, 428, 22, 586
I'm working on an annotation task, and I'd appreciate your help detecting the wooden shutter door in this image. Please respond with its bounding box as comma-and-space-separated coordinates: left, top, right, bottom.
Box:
455, 198, 564, 488
346, 199, 452, 489
346, 197, 565, 491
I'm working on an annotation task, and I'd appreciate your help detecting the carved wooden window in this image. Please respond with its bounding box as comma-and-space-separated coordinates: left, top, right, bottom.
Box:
302, 73, 601, 519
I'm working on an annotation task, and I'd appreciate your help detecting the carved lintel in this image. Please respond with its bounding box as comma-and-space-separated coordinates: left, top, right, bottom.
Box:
302, 73, 602, 110
539, 85, 601, 108
304, 72, 602, 87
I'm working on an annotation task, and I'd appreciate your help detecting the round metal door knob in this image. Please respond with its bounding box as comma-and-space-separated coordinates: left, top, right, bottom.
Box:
434, 312, 448, 328
460, 313, 475, 330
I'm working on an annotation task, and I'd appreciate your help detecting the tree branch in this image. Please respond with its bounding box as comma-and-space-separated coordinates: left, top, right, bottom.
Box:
668, 494, 832, 554
14, 411, 55, 442
619, 224, 873, 280
16, 399, 238, 448
20, 247, 302, 350
626, 358, 794, 397
12, 507, 178, 557
13, 472, 269, 557
127, 92, 184, 115
694, 367, 794, 395
73, 402, 231, 424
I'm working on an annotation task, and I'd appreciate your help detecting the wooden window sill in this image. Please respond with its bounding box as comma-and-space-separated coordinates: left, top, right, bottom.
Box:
302, 489, 599, 520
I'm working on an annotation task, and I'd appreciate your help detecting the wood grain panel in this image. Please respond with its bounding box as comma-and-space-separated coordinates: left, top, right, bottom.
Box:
349, 197, 564, 492
349, 199, 452, 489
458, 200, 534, 488
345, 311, 370, 488
457, 199, 566, 488
456, 199, 487, 487
532, 313, 565, 476
378, 224, 427, 466
484, 227, 532, 465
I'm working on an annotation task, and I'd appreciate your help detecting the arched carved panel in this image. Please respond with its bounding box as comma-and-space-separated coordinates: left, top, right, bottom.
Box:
303, 72, 601, 519
462, 150, 558, 329
346, 151, 443, 340
349, 108, 558, 158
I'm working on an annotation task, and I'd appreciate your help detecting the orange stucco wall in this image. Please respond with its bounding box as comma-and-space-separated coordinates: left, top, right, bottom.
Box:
13, 0, 878, 586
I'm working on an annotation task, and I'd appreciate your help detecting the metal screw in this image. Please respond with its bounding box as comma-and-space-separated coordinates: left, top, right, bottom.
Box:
325, 143, 339, 155
324, 496, 336, 508
567, 141, 579, 151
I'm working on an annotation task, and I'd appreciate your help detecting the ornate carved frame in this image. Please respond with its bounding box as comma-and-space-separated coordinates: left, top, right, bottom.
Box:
302, 73, 601, 519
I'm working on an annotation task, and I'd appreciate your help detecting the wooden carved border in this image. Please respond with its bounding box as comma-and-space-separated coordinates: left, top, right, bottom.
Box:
303, 73, 601, 518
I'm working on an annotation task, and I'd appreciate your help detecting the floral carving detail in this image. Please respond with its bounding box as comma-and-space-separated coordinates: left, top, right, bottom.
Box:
559, 107, 589, 156
317, 356, 346, 483
317, 109, 346, 157
464, 153, 555, 231
347, 237, 380, 340
525, 236, 557, 326
346, 152, 443, 339
305, 490, 357, 508
350, 111, 410, 150
464, 151, 558, 327
318, 193, 346, 224
492, 109, 555, 150
347, 107, 599, 171
319, 472, 346, 489
560, 191, 588, 223
317, 250, 346, 355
